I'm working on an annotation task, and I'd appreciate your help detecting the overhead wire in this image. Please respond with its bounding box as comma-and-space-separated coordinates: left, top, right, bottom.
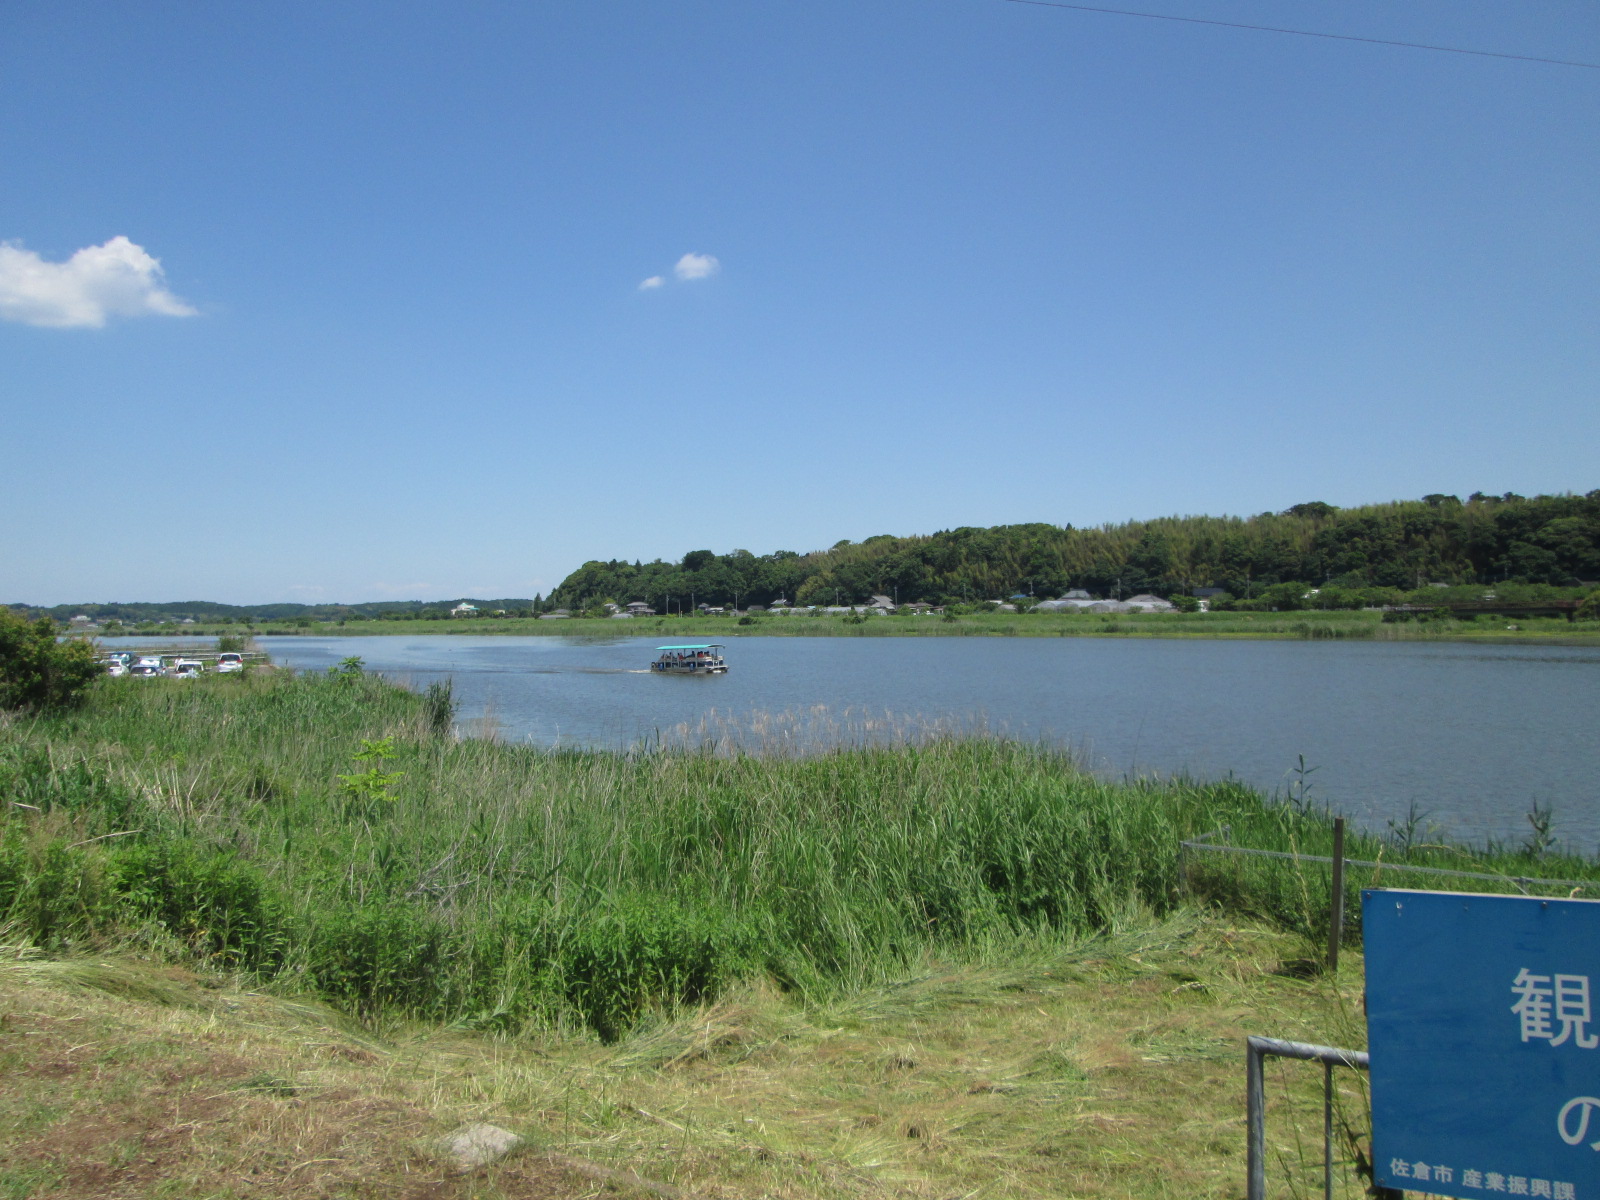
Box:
997, 0, 1600, 69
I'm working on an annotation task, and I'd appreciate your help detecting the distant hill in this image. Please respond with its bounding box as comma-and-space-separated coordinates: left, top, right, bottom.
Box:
548, 491, 1600, 611
8, 598, 536, 625
16, 491, 1597, 621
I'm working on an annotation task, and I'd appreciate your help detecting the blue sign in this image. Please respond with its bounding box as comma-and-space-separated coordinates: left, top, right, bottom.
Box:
1365, 890, 1600, 1200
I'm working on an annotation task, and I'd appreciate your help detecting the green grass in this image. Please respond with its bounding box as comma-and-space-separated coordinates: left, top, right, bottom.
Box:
120, 608, 1600, 642
4, 669, 1595, 1044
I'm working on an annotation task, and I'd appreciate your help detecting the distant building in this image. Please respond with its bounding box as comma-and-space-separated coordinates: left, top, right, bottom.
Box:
451, 602, 479, 617
1035, 595, 1094, 612
1035, 592, 1175, 614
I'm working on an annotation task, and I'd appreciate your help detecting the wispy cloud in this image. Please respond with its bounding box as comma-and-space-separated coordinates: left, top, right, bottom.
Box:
0, 236, 197, 328
674, 252, 720, 281
638, 252, 721, 293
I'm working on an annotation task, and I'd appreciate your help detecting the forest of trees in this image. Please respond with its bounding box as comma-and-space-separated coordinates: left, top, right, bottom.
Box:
14, 492, 1596, 622
548, 491, 1600, 612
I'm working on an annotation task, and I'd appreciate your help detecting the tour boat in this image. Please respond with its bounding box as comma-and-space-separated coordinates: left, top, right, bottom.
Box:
650, 644, 728, 675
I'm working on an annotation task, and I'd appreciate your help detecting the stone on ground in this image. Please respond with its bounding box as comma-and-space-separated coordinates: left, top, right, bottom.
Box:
437, 1122, 524, 1170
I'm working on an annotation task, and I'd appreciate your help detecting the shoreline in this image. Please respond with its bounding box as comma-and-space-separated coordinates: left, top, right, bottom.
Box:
91, 609, 1600, 645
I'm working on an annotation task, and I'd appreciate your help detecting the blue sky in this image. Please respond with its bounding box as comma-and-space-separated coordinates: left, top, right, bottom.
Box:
3, 1, 1596, 605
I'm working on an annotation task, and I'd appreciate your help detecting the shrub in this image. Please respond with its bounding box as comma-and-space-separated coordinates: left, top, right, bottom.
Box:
0, 835, 116, 948
0, 610, 101, 711
560, 898, 759, 1041
113, 840, 289, 969
306, 903, 450, 1016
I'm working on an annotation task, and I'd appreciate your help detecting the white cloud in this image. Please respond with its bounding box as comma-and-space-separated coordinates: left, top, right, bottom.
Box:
0, 236, 197, 328
637, 275, 665, 290
673, 252, 720, 281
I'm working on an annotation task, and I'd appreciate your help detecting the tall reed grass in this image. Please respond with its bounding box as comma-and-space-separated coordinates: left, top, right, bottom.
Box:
3, 670, 1594, 1038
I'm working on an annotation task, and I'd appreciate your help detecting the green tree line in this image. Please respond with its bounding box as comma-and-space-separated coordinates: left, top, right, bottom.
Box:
548, 491, 1600, 610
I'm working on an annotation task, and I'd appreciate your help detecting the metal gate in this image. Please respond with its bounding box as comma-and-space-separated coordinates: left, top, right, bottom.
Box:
1247, 1035, 1377, 1200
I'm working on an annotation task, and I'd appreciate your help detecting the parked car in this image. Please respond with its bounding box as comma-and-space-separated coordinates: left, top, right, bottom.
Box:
130, 656, 164, 678
215, 652, 245, 673
169, 659, 204, 679
104, 659, 127, 677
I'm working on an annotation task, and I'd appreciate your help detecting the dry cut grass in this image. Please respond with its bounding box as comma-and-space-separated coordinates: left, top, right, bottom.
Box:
0, 951, 584, 1199
1, 912, 1372, 1200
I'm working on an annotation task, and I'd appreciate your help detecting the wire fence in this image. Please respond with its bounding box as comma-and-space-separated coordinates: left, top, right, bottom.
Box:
1181, 826, 1596, 895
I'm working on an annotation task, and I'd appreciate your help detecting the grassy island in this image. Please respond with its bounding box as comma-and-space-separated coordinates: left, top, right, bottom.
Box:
3, 669, 1596, 1197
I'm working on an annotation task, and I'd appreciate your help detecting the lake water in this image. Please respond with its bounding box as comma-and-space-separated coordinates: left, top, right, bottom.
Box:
222, 633, 1587, 851
104, 634, 1600, 850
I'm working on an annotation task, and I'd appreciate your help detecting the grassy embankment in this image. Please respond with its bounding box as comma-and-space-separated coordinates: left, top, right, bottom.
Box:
4, 671, 1596, 1197
117, 608, 1600, 642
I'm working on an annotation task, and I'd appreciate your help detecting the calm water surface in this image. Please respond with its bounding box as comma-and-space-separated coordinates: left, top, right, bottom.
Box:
210, 634, 1600, 850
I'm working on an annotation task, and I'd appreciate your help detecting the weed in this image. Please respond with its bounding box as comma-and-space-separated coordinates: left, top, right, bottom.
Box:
1524, 801, 1557, 859
422, 678, 456, 736
1385, 802, 1427, 854
1287, 755, 1320, 815
336, 737, 403, 810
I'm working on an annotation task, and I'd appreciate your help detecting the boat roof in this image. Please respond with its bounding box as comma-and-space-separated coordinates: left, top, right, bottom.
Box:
656, 644, 724, 650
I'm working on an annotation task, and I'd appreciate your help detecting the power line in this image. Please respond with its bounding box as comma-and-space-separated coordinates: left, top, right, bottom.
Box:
997, 0, 1600, 69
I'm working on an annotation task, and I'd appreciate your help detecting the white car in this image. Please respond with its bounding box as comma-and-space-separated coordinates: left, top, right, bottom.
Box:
215, 652, 245, 673
104, 659, 127, 677
169, 659, 204, 679
130, 656, 164, 678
